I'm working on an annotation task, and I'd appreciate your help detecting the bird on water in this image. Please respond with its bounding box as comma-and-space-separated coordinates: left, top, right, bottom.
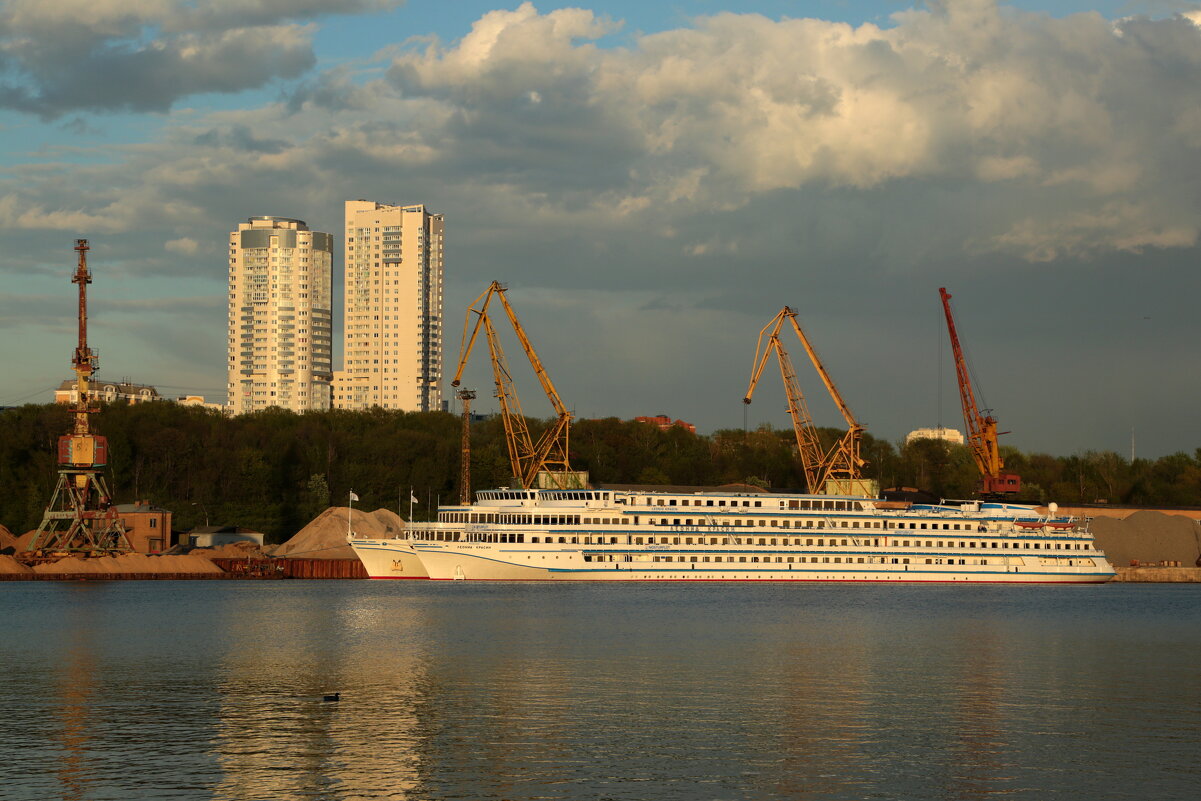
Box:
323, 692, 340, 702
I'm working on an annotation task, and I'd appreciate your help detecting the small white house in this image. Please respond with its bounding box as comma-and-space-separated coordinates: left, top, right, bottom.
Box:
188, 526, 264, 548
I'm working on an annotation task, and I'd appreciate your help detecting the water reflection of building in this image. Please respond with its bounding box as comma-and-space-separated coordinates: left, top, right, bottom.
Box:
211, 592, 432, 799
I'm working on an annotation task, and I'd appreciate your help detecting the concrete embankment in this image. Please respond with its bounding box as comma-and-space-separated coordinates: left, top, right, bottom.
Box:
0, 553, 367, 580
1113, 566, 1201, 582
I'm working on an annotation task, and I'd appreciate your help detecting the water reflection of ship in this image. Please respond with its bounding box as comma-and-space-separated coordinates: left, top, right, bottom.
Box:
949, 627, 1008, 800
773, 630, 874, 798
764, 618, 1009, 800
211, 590, 434, 799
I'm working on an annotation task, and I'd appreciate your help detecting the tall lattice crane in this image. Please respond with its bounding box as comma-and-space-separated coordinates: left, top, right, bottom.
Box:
451, 282, 583, 490
938, 287, 1021, 496
26, 240, 132, 555
744, 307, 872, 495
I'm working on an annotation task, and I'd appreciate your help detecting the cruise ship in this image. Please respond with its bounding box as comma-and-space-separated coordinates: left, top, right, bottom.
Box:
349, 487, 1115, 583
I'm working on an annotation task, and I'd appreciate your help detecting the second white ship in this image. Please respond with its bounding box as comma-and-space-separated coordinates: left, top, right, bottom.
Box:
350, 486, 1114, 583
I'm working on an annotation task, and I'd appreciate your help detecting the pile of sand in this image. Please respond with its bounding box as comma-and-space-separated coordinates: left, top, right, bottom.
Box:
0, 524, 17, 552
189, 541, 268, 559
0, 555, 33, 574
13, 530, 38, 551
31, 553, 224, 574
1090, 511, 1201, 567
275, 506, 405, 560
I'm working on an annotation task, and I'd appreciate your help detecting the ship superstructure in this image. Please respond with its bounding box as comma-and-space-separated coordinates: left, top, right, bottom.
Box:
350, 488, 1114, 583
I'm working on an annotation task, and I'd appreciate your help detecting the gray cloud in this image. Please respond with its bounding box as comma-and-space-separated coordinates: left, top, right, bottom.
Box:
0, 0, 402, 118
193, 124, 291, 154
3, 1, 1201, 456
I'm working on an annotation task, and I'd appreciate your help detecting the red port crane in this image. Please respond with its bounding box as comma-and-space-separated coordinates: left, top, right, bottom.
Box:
938, 287, 1021, 497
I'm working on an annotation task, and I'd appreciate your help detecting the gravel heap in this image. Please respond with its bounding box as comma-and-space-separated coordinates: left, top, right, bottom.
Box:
0, 524, 17, 551
1089, 511, 1201, 566
0, 555, 32, 574
274, 506, 405, 560
29, 553, 225, 574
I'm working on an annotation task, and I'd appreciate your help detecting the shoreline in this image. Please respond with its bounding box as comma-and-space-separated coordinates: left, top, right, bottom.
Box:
4, 566, 1199, 582
0, 556, 368, 581
1112, 566, 1201, 582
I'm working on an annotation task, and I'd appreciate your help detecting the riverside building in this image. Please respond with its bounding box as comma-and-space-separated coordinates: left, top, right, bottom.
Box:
335, 200, 444, 412
226, 216, 333, 414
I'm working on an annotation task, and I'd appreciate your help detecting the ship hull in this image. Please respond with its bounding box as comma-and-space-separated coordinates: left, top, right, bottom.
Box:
415, 546, 1113, 583
349, 538, 429, 579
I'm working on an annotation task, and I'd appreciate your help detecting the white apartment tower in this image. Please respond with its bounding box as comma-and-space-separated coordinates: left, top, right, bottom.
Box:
335, 200, 444, 411
227, 216, 333, 414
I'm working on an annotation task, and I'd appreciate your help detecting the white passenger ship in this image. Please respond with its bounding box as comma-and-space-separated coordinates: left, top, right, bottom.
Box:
349, 487, 1115, 583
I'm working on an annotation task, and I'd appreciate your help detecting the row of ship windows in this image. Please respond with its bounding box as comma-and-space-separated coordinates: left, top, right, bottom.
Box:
632, 498, 866, 511
647, 518, 988, 531
583, 555, 994, 565
440, 512, 1008, 533
416, 531, 1087, 551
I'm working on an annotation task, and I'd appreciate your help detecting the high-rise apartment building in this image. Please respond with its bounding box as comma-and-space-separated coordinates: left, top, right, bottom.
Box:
335, 200, 443, 411
227, 216, 333, 414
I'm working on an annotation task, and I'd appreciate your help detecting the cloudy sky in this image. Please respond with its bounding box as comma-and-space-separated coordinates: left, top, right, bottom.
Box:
2, 0, 1199, 459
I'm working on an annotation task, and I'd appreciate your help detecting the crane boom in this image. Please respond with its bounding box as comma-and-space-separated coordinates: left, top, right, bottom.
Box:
451, 281, 578, 490
745, 311, 827, 492
938, 287, 1021, 496
783, 312, 867, 485
744, 307, 871, 495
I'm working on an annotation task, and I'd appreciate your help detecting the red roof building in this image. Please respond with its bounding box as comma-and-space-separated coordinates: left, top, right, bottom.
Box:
633, 415, 697, 434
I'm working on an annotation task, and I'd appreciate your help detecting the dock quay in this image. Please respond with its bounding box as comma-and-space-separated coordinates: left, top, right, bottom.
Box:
0, 557, 368, 581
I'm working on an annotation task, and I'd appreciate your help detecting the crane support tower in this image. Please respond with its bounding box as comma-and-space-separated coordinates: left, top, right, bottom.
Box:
451, 281, 587, 490
938, 287, 1021, 497
26, 240, 132, 555
744, 307, 876, 497
457, 388, 477, 505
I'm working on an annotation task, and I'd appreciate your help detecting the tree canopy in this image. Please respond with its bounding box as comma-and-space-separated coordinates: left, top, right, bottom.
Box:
1, 403, 1197, 543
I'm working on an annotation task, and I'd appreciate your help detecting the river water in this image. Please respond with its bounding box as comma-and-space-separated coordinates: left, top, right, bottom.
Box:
1, 581, 1198, 800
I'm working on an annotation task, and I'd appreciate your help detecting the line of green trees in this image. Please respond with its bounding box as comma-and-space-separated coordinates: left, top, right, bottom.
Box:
2, 402, 1199, 543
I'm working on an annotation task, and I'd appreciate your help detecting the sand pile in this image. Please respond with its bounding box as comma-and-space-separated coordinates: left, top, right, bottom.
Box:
0, 524, 17, 552
1090, 511, 1201, 566
275, 506, 405, 560
13, 530, 38, 551
190, 541, 268, 559
0, 555, 33, 574
31, 553, 224, 575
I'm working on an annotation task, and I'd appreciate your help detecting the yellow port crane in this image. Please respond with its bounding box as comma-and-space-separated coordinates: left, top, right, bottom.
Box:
744, 307, 871, 495
451, 281, 581, 490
